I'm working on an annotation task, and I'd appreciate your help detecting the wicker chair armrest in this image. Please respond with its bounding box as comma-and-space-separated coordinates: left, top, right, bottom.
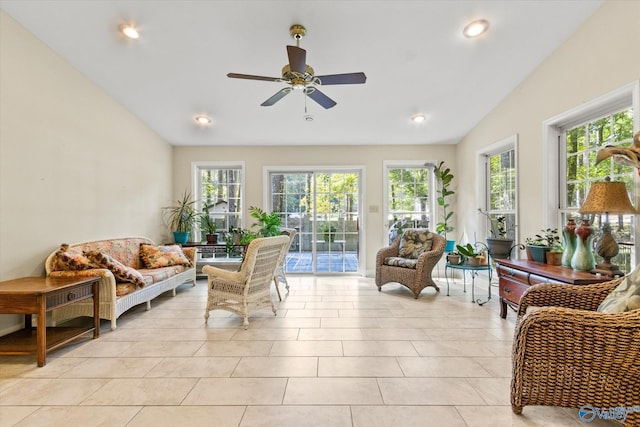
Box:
202, 264, 244, 282
516, 278, 624, 318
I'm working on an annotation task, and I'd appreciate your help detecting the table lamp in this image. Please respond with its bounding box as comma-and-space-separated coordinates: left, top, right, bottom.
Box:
578, 177, 638, 277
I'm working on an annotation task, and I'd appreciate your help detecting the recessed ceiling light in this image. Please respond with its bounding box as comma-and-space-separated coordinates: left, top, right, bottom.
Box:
194, 114, 212, 126
463, 19, 489, 38
411, 114, 426, 124
119, 24, 140, 39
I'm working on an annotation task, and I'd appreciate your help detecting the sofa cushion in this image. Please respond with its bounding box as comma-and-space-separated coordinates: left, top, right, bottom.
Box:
597, 266, 640, 313
398, 229, 434, 259
53, 244, 97, 271
85, 250, 146, 288
139, 266, 186, 283
383, 257, 418, 269
140, 244, 193, 268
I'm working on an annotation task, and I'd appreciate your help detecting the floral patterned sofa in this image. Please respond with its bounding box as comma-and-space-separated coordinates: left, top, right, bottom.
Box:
45, 237, 197, 330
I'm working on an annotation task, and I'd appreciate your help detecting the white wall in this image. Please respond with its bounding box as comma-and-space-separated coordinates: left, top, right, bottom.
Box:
173, 145, 457, 274
0, 11, 174, 333
455, 0, 640, 251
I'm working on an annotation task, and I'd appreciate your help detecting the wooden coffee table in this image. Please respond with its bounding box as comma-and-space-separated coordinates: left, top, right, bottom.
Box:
0, 276, 100, 366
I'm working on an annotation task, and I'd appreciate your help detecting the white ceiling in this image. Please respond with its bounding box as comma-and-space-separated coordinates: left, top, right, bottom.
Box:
1, 0, 603, 147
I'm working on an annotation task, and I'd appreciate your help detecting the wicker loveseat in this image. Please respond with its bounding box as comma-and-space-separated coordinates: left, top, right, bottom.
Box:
511, 278, 640, 426
45, 237, 197, 330
375, 229, 445, 298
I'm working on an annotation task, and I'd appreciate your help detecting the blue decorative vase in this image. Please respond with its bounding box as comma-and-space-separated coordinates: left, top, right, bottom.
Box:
445, 240, 456, 252
561, 219, 576, 267
571, 219, 595, 271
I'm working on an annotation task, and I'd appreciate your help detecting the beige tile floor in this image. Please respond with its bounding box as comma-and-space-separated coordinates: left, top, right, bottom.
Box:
0, 275, 620, 426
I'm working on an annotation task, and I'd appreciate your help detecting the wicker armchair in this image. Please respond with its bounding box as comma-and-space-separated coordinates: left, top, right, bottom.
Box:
511, 278, 640, 426
273, 228, 297, 301
375, 229, 445, 298
203, 235, 289, 329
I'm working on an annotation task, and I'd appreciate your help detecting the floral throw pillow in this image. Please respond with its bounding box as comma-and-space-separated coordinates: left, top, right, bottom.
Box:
597, 265, 640, 313
398, 229, 434, 259
84, 250, 146, 288
53, 244, 96, 271
139, 244, 193, 269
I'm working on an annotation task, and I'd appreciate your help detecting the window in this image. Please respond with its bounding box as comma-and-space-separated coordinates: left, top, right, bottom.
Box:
485, 148, 517, 239
543, 81, 638, 270
560, 107, 635, 272
194, 162, 244, 236
384, 162, 433, 244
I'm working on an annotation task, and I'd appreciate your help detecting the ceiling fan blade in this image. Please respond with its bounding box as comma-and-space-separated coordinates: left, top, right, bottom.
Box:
287, 45, 307, 74
227, 73, 280, 82
306, 88, 337, 109
316, 72, 367, 85
261, 88, 292, 107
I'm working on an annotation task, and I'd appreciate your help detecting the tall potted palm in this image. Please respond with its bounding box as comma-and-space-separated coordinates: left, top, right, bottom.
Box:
434, 161, 456, 252
163, 190, 198, 244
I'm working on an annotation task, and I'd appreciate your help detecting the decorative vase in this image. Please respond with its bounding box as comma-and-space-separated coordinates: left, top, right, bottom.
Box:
571, 219, 595, 271
561, 219, 576, 267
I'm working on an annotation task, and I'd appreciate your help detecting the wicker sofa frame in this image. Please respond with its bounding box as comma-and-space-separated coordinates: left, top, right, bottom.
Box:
45, 237, 196, 330
511, 278, 640, 426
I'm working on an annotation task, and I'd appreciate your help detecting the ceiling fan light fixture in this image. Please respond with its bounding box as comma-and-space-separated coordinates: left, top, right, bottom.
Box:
119, 23, 140, 39
463, 19, 489, 38
194, 114, 212, 126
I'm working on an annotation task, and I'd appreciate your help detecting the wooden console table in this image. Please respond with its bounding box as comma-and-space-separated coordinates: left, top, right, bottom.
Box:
495, 259, 610, 319
0, 276, 100, 366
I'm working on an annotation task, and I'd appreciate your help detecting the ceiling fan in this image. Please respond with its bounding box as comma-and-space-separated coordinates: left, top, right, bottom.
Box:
227, 25, 366, 109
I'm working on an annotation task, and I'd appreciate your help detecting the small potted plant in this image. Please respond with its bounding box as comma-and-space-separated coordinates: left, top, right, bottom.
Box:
201, 204, 218, 244
525, 228, 561, 264
446, 251, 461, 265
456, 243, 482, 267
249, 206, 282, 237
478, 209, 515, 260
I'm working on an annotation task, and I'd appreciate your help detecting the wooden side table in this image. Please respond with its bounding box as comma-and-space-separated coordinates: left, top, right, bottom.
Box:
0, 276, 100, 366
495, 259, 610, 318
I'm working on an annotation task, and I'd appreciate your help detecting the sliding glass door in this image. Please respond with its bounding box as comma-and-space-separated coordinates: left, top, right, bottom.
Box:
269, 169, 361, 274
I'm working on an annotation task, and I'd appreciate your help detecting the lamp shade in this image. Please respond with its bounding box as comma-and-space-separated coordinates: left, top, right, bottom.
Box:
579, 179, 638, 214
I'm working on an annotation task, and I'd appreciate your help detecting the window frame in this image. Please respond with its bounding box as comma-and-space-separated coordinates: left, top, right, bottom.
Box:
192, 161, 246, 235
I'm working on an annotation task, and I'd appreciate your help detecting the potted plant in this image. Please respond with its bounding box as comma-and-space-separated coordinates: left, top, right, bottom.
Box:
478, 209, 515, 260
201, 203, 218, 244
249, 206, 282, 237
163, 190, 198, 244
456, 243, 482, 267
525, 228, 561, 264
434, 161, 455, 252
446, 251, 461, 265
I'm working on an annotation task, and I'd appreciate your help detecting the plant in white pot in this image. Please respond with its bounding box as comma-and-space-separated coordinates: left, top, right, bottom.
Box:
163, 190, 198, 244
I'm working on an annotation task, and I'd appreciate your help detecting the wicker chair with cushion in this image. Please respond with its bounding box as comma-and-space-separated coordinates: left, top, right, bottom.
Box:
375, 229, 445, 298
511, 272, 640, 426
203, 235, 289, 329
273, 228, 297, 301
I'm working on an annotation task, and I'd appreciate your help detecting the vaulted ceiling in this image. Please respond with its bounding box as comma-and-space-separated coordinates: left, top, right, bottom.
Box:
1, 0, 603, 146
